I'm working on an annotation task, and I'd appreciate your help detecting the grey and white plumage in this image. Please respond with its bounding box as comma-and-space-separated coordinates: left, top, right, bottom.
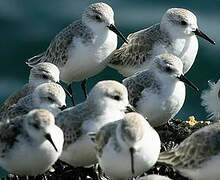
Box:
26, 2, 127, 84
0, 109, 64, 176
0, 82, 66, 122
91, 112, 160, 180
107, 8, 215, 76
137, 175, 172, 180
1, 62, 60, 112
56, 80, 133, 166
158, 122, 220, 180
123, 54, 198, 127
201, 79, 220, 121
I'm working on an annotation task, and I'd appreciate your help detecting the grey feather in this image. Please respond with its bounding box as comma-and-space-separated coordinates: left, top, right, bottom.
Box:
123, 70, 160, 107
26, 20, 94, 68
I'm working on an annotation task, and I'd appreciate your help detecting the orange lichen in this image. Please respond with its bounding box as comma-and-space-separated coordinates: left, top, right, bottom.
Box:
186, 116, 198, 126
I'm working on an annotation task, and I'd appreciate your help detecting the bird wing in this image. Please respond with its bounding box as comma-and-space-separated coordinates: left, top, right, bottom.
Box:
94, 121, 118, 157
107, 24, 164, 67
0, 116, 23, 157
123, 70, 158, 107
0, 95, 32, 122
55, 102, 91, 150
158, 123, 220, 169
26, 20, 89, 67
1, 84, 33, 112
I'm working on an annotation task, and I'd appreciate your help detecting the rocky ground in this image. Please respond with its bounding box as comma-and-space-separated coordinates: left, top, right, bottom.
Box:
2, 117, 211, 180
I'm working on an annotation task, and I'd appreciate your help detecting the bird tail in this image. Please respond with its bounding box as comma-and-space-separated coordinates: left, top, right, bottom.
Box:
25, 52, 45, 67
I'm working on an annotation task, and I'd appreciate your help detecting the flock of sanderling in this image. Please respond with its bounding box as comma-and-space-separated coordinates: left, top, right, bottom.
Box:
0, 2, 219, 180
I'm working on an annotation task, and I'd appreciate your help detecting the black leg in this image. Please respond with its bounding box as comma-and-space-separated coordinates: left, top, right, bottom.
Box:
16, 175, 20, 180
63, 87, 73, 100
68, 84, 75, 106
81, 79, 87, 99
41, 175, 47, 180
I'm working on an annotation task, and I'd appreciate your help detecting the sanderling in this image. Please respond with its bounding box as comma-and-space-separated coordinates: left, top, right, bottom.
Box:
1, 62, 60, 112
26, 2, 127, 104
201, 79, 220, 121
107, 8, 215, 76
0, 109, 64, 176
158, 122, 220, 180
137, 175, 172, 180
90, 112, 160, 180
123, 54, 199, 127
0, 82, 66, 122
56, 80, 134, 167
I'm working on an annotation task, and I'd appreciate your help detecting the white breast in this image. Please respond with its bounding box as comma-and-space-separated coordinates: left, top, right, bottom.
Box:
153, 35, 198, 74
60, 109, 125, 167
60, 30, 117, 84
164, 36, 198, 74
0, 126, 63, 176
99, 128, 160, 180
180, 36, 198, 74
136, 81, 185, 127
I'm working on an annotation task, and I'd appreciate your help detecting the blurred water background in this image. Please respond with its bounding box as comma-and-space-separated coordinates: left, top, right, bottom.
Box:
0, 0, 219, 123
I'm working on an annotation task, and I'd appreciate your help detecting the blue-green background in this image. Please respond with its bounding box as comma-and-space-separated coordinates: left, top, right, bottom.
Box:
0, 0, 219, 177
0, 0, 219, 121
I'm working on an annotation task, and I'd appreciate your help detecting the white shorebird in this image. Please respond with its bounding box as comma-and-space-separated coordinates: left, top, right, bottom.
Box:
123, 54, 199, 127
107, 8, 215, 77
201, 79, 220, 120
26, 2, 127, 105
56, 80, 134, 167
158, 122, 220, 180
137, 175, 172, 180
0, 109, 64, 176
0, 82, 66, 122
1, 62, 60, 112
90, 112, 160, 180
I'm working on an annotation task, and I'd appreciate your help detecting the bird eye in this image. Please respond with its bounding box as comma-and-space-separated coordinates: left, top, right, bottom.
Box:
181, 21, 187, 26
47, 97, 54, 102
42, 74, 48, 79
165, 66, 172, 72
32, 123, 39, 129
95, 15, 101, 21
113, 95, 121, 101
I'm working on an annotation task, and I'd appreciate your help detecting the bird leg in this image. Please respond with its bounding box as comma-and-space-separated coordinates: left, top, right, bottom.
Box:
81, 79, 87, 99
68, 84, 75, 106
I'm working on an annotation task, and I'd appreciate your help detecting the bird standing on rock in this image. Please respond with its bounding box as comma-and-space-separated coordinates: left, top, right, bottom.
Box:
158, 122, 220, 180
107, 8, 215, 77
56, 80, 134, 167
0, 82, 66, 122
91, 112, 160, 180
1, 62, 60, 112
123, 54, 199, 127
26, 2, 128, 105
0, 109, 64, 176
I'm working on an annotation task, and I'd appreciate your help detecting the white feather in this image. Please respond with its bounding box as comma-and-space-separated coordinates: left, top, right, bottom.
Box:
201, 79, 220, 120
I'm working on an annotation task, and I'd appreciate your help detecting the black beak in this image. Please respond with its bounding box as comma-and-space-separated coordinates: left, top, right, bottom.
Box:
125, 105, 136, 113
57, 82, 73, 99
129, 147, 135, 175
177, 74, 199, 92
194, 28, 215, 45
59, 105, 67, 111
107, 24, 128, 44
45, 133, 58, 152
